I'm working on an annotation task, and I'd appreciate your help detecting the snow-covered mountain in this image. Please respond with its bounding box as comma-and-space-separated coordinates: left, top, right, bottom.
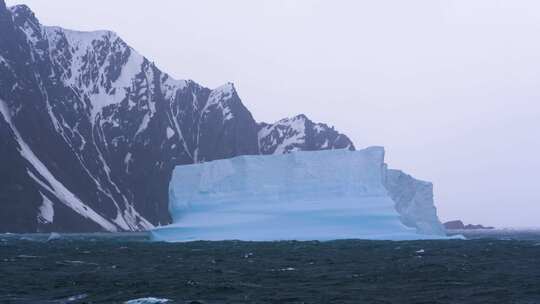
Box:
0, 2, 356, 232
258, 114, 353, 154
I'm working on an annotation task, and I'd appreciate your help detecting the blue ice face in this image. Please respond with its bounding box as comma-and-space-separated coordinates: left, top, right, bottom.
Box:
152, 148, 446, 242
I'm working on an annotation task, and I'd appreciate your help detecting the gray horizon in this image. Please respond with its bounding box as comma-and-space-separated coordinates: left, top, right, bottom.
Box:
6, 0, 540, 228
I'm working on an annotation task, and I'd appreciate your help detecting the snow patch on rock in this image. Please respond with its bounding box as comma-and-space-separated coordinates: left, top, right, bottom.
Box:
37, 193, 54, 224
205, 83, 236, 120
166, 127, 175, 139
258, 115, 307, 154
0, 99, 118, 231
44, 26, 145, 120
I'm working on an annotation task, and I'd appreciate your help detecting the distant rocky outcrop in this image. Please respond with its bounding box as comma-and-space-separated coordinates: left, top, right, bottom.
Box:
443, 220, 494, 230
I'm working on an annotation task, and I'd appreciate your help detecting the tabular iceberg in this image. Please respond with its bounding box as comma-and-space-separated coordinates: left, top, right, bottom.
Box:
151, 147, 447, 242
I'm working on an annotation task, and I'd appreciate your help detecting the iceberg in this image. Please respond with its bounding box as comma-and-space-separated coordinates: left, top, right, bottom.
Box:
151, 147, 447, 242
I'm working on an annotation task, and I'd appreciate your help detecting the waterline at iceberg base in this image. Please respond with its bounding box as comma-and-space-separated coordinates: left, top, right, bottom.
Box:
151, 147, 448, 242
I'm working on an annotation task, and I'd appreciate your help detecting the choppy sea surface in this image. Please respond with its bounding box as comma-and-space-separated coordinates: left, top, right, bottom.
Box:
1, 230, 540, 304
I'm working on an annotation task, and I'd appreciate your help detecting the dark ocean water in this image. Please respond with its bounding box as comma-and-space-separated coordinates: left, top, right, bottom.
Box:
1, 230, 540, 304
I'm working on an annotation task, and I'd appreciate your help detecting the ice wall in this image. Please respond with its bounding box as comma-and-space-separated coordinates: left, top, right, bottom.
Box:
151, 147, 447, 242
384, 169, 445, 235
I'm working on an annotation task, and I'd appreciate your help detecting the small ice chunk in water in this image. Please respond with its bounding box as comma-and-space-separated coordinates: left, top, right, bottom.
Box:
47, 232, 61, 242
124, 297, 171, 304
60, 293, 88, 302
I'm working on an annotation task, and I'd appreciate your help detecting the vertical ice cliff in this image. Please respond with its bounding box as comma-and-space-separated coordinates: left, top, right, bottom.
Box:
151, 148, 447, 242
384, 169, 445, 235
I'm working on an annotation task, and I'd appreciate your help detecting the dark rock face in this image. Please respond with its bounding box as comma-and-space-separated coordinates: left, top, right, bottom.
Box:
0, 2, 354, 232
443, 220, 494, 230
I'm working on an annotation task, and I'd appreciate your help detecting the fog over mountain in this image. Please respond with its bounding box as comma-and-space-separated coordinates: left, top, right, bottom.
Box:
4, 0, 540, 227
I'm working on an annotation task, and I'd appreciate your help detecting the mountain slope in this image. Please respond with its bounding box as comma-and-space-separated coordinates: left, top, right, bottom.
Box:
0, 2, 355, 232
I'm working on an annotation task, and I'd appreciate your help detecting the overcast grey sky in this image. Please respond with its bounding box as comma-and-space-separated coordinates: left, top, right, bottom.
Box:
7, 0, 540, 227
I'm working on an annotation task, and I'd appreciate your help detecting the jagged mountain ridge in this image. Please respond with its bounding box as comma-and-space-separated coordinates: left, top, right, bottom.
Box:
0, 2, 354, 232
258, 114, 353, 154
